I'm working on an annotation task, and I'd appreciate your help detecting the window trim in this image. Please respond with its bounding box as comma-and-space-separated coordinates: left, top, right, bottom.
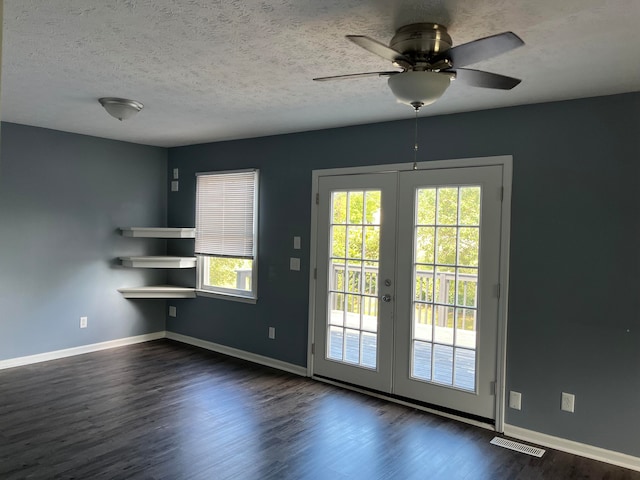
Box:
195, 169, 259, 302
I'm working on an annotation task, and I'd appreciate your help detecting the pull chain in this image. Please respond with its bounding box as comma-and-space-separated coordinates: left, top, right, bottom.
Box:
413, 105, 420, 170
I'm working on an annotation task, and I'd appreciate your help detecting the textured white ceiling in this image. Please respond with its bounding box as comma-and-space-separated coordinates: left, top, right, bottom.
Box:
2, 0, 639, 147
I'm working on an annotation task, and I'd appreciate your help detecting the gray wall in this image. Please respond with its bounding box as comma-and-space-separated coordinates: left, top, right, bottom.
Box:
0, 123, 168, 360
167, 92, 640, 457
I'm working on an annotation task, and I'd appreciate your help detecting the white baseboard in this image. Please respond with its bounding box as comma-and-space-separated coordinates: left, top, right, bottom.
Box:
166, 331, 308, 377
503, 424, 640, 472
0, 332, 166, 370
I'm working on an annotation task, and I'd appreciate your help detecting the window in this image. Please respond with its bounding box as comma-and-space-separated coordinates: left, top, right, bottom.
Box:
195, 169, 259, 301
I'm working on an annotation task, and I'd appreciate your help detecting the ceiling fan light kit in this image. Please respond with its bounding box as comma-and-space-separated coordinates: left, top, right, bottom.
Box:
314, 23, 524, 111
99, 97, 144, 121
387, 70, 453, 109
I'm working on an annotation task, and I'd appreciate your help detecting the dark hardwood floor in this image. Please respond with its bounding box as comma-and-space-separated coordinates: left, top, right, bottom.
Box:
0, 340, 637, 480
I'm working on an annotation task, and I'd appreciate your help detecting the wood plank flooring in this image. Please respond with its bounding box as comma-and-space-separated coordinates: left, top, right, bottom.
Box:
0, 340, 637, 480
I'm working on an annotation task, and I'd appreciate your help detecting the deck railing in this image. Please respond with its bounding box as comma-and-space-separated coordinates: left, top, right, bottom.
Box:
330, 262, 477, 329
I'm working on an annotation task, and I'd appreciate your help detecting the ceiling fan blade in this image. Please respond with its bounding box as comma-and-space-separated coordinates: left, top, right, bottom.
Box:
313, 71, 400, 82
452, 68, 521, 90
346, 35, 413, 66
434, 32, 524, 68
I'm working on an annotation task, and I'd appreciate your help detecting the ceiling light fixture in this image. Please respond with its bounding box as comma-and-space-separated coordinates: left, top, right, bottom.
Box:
98, 97, 144, 121
387, 70, 454, 111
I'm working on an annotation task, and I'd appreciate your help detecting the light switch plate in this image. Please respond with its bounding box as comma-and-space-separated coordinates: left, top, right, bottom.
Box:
293, 236, 301, 249
561, 392, 575, 413
173, 168, 179, 180
290, 257, 301, 271
509, 391, 522, 410
168, 306, 177, 317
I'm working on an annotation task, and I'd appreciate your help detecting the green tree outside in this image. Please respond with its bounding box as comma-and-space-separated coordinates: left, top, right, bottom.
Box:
330, 186, 481, 330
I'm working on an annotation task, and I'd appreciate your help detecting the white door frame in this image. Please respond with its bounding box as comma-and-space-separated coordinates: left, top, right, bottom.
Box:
307, 155, 512, 432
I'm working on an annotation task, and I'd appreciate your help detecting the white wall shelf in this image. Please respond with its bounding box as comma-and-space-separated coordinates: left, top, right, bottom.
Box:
120, 227, 195, 238
118, 226, 197, 300
119, 256, 196, 269
118, 285, 196, 299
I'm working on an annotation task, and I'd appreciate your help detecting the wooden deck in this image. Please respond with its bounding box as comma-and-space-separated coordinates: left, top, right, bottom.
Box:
328, 317, 477, 391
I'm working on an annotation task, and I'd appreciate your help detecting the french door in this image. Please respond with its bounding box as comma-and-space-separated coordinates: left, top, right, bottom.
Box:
312, 165, 504, 420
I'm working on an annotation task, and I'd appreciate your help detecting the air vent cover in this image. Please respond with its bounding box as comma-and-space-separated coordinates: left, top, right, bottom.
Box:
490, 437, 546, 457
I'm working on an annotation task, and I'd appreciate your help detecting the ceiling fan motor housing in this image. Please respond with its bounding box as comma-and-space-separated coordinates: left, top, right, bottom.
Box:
390, 23, 453, 60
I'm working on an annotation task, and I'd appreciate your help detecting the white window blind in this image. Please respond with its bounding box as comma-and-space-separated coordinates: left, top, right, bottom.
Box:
195, 170, 257, 258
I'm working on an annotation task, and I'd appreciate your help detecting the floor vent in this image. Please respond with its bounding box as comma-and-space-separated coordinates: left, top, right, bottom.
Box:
490, 437, 545, 457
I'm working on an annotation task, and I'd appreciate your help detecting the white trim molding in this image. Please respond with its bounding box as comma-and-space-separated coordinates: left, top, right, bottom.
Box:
0, 332, 166, 370
503, 424, 640, 472
166, 331, 308, 377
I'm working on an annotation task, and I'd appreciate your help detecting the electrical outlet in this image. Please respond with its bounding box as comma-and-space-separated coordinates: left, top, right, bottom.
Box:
80, 316, 88, 328
171, 180, 179, 192
561, 392, 575, 413
268, 327, 276, 339
168, 306, 177, 318
509, 391, 522, 410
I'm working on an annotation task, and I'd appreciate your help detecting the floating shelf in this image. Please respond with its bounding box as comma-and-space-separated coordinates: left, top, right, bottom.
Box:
118, 285, 196, 299
119, 256, 197, 268
120, 227, 195, 238
118, 226, 197, 299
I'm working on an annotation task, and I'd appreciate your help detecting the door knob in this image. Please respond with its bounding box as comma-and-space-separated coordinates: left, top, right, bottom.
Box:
381, 294, 392, 302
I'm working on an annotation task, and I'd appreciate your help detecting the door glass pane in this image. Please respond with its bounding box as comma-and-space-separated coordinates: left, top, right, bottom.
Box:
328, 326, 344, 361
436, 227, 457, 265
363, 227, 380, 260
364, 191, 381, 225
434, 266, 455, 305
333, 192, 347, 224
413, 303, 433, 341
415, 227, 435, 264
411, 186, 481, 392
458, 227, 479, 267
364, 262, 379, 296
433, 344, 454, 385
347, 226, 363, 259
459, 187, 480, 225
345, 294, 361, 329
327, 189, 381, 370
348, 191, 364, 223
456, 268, 478, 308
346, 263, 362, 294
455, 308, 476, 348
331, 226, 346, 258
362, 296, 378, 332
415, 266, 434, 302
436, 188, 458, 225
361, 333, 377, 368
412, 341, 432, 381
454, 348, 476, 390
328, 293, 344, 326
433, 306, 454, 345
416, 189, 436, 225
344, 329, 360, 364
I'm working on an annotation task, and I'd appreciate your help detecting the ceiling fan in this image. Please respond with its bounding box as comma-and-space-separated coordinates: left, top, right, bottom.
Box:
313, 23, 525, 110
